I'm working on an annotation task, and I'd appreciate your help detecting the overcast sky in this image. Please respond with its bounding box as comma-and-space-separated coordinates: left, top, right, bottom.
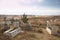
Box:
0, 0, 60, 15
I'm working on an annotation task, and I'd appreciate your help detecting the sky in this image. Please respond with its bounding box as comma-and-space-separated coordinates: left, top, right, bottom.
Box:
0, 0, 60, 15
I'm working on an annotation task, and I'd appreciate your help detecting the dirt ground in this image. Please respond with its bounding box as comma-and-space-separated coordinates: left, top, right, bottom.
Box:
0, 28, 60, 40
11, 28, 51, 40
51, 35, 60, 40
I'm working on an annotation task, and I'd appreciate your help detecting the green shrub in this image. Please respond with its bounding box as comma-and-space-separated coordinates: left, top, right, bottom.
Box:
21, 14, 28, 23
37, 29, 43, 33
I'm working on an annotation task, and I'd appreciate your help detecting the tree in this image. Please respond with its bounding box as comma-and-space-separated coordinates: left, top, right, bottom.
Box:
22, 13, 28, 23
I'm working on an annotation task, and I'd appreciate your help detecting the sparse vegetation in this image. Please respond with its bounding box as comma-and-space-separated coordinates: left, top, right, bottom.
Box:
0, 15, 60, 40
0, 32, 11, 40
37, 29, 43, 33
21, 14, 28, 23
24, 24, 32, 31
29, 33, 36, 38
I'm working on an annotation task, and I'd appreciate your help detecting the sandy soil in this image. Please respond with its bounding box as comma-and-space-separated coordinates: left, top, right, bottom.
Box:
11, 28, 51, 40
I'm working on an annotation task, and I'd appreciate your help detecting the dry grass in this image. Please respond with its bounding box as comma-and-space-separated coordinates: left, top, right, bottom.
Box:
0, 33, 11, 40
0, 16, 60, 40
11, 28, 51, 40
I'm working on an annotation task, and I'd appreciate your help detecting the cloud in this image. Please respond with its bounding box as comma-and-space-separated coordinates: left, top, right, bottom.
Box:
0, 0, 60, 15
0, 6, 60, 15
18, 0, 44, 5
37, 0, 44, 2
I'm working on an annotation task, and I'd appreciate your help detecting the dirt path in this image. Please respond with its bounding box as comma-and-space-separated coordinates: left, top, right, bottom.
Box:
42, 28, 51, 40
